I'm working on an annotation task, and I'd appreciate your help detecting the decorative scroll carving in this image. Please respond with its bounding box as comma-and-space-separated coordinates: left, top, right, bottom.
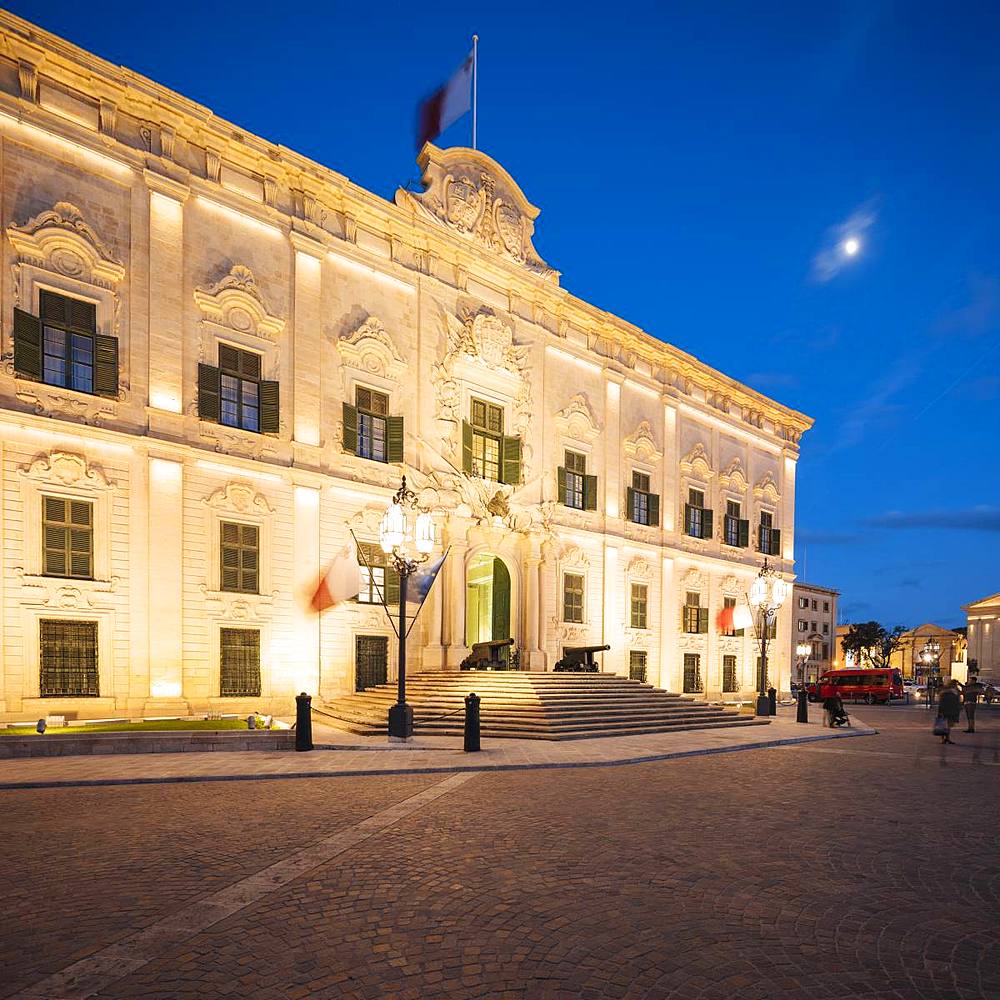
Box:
204, 482, 275, 514
753, 471, 781, 504
14, 386, 119, 424
718, 458, 748, 493
559, 543, 591, 570
7, 202, 125, 288
627, 556, 653, 581
681, 567, 706, 591
19, 450, 112, 488
554, 393, 601, 443
623, 420, 662, 463
679, 442, 713, 481
720, 574, 741, 596
396, 145, 557, 281
337, 316, 406, 380
194, 264, 285, 340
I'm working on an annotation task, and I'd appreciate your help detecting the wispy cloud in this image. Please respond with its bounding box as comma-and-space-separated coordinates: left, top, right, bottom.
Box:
810, 201, 877, 283
867, 506, 1000, 532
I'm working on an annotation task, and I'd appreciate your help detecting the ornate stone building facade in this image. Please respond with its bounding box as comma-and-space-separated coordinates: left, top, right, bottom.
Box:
0, 14, 811, 722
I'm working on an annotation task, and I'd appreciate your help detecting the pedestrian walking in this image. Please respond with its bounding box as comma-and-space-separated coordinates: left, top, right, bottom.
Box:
962, 680, 983, 733
936, 678, 962, 745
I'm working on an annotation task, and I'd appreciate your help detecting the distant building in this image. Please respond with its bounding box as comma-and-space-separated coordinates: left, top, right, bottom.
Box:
790, 583, 838, 683
963, 592, 1000, 681
890, 624, 966, 681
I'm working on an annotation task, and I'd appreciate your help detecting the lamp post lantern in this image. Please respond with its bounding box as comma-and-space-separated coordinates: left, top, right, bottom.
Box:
379, 476, 436, 742
796, 641, 812, 687
920, 638, 941, 710
748, 559, 789, 717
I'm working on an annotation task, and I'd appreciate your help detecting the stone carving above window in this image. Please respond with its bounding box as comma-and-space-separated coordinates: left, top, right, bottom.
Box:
679, 443, 713, 481
753, 471, 781, 504
559, 543, 591, 570
718, 458, 748, 493
554, 393, 601, 443
627, 556, 653, 581
7, 202, 125, 289
623, 420, 662, 463
337, 316, 406, 380
194, 264, 285, 341
396, 145, 557, 282
204, 482, 274, 515
19, 450, 112, 489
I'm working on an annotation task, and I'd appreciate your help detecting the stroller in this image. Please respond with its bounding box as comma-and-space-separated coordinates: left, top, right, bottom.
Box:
822, 694, 850, 728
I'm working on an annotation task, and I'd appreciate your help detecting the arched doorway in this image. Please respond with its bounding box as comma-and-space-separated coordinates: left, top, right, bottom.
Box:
466, 552, 512, 656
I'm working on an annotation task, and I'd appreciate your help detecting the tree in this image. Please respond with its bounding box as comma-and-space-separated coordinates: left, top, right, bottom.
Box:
841, 621, 907, 669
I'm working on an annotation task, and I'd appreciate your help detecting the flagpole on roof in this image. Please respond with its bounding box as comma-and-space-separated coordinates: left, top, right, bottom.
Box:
472, 34, 479, 149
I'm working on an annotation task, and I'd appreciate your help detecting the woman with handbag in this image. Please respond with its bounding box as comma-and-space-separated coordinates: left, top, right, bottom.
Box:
936, 679, 962, 745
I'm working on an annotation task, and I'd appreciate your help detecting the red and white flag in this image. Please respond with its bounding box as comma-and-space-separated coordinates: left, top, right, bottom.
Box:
416, 50, 473, 150
716, 604, 754, 633
309, 544, 360, 613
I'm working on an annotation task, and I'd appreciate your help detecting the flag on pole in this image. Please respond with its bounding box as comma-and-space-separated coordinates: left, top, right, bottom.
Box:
309, 544, 361, 613
409, 552, 447, 604
416, 49, 474, 150
716, 604, 754, 633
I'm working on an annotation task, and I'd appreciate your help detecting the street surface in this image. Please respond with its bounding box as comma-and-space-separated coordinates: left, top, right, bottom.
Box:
1, 704, 998, 999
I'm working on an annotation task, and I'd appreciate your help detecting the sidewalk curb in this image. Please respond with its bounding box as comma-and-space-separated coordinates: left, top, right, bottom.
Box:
0, 725, 877, 791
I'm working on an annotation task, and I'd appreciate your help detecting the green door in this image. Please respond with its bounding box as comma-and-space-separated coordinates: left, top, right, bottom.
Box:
491, 557, 511, 650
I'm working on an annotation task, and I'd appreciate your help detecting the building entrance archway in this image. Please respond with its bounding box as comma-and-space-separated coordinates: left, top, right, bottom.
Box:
465, 552, 512, 656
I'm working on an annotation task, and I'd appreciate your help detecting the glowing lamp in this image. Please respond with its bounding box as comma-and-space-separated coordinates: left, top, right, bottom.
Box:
749, 577, 768, 608
380, 502, 406, 552
414, 512, 435, 554
772, 578, 789, 608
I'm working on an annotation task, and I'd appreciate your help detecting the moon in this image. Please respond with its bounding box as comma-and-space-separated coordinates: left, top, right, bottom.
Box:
843, 237, 860, 256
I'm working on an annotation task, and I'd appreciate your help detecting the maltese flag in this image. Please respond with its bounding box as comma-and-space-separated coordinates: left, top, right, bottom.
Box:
309, 545, 360, 613
416, 50, 473, 150
717, 604, 754, 633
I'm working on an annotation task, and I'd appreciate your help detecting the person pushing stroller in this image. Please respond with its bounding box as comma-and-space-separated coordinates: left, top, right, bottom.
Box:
822, 690, 850, 727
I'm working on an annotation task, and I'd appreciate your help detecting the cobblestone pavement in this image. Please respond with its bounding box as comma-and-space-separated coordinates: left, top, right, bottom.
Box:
2, 704, 998, 999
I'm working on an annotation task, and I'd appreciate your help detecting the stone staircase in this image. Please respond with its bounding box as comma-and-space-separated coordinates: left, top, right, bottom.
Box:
313, 671, 767, 740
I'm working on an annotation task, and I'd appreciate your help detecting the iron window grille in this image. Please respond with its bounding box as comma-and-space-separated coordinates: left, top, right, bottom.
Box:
722, 654, 739, 693
220, 628, 261, 697
629, 650, 648, 683
39, 619, 98, 697
630, 583, 648, 629
220, 521, 259, 594
42, 496, 93, 579
355, 634, 389, 692
563, 572, 584, 623
683, 653, 703, 694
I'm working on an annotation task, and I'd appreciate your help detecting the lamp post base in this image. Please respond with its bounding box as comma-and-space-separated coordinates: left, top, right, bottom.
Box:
388, 702, 413, 741
755, 695, 770, 718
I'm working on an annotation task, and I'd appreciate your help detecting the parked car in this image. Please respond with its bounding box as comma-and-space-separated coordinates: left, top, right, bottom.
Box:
806, 668, 904, 705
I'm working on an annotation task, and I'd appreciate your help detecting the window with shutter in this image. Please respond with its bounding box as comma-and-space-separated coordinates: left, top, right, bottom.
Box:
685, 487, 707, 537
40, 618, 99, 696
259, 381, 280, 434
220, 628, 261, 697
629, 471, 656, 525
683, 591, 702, 633
469, 398, 504, 481
42, 497, 93, 579
630, 583, 648, 629
217, 344, 264, 432
501, 435, 521, 485
357, 542, 400, 606
220, 522, 259, 594
356, 387, 389, 461
724, 500, 743, 546
563, 451, 586, 509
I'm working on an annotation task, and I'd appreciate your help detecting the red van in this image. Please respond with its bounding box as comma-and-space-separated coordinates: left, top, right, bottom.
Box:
807, 668, 903, 705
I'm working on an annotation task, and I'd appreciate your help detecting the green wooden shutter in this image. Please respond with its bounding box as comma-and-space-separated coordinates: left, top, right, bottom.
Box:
583, 474, 598, 511
342, 402, 357, 454
698, 608, 709, 634
772, 528, 781, 555
94, 335, 119, 397
648, 493, 660, 526
385, 566, 400, 607
684, 503, 694, 534
492, 557, 511, 641
625, 486, 636, 522
12, 308, 43, 380
738, 519, 750, 547
557, 466, 567, 503
702, 508, 714, 539
259, 380, 280, 433
501, 435, 521, 485
461, 420, 474, 473
386, 416, 404, 463
198, 363, 221, 422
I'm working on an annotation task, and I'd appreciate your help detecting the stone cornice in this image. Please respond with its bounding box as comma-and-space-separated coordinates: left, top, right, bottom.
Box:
0, 10, 813, 441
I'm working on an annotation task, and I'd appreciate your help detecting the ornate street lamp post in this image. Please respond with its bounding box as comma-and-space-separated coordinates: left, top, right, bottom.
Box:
379, 476, 436, 741
748, 560, 789, 718
796, 641, 812, 686
920, 638, 941, 711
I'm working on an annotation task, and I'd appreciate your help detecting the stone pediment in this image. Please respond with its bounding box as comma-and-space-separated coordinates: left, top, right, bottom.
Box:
194, 265, 285, 341
396, 145, 557, 282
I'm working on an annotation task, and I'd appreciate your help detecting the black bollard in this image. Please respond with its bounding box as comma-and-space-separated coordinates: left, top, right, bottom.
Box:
768, 687, 777, 715
796, 688, 809, 723
295, 692, 313, 752
464, 692, 481, 752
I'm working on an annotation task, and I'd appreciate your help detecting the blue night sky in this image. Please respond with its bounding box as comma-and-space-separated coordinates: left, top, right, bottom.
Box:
16, 1, 1000, 629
